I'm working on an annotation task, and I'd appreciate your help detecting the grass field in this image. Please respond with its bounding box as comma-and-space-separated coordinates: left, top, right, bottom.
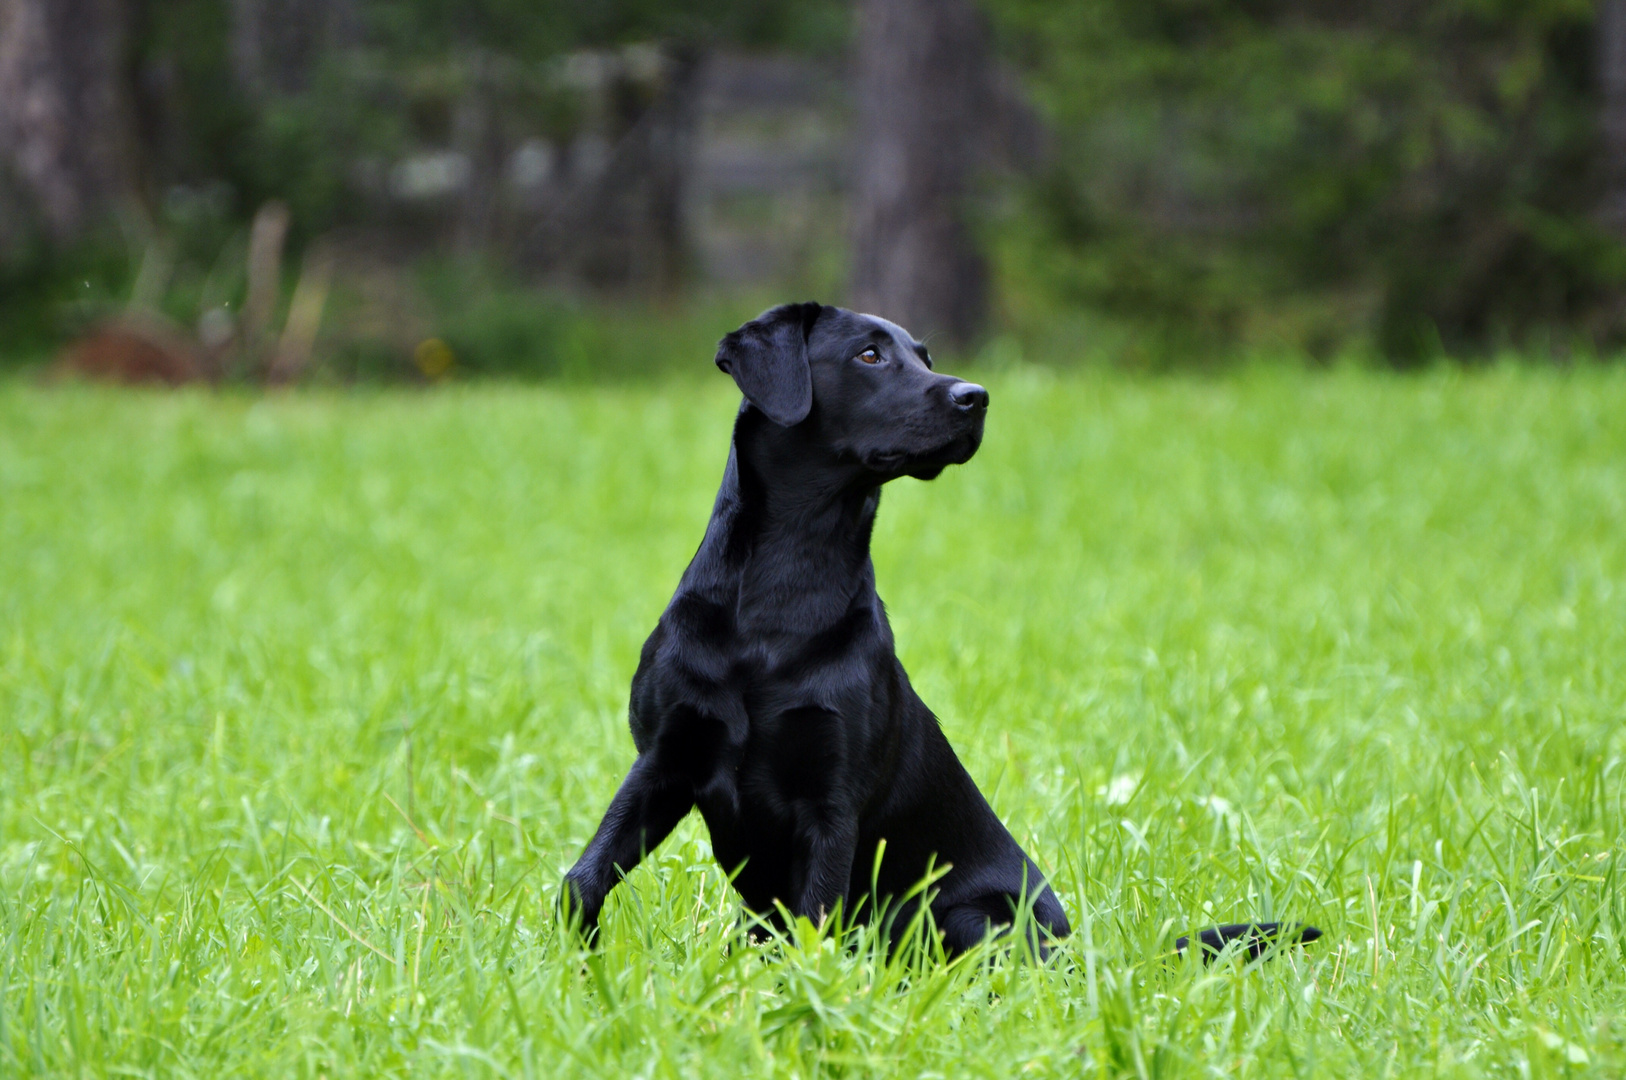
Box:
3, 367, 1625, 1077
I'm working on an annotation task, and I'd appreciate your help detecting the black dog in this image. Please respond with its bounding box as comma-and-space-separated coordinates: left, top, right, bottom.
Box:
562, 303, 1317, 960
561, 302, 1065, 954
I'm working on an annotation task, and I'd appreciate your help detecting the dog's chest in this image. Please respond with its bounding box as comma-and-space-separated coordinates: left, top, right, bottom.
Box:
655, 583, 878, 688
636, 601, 884, 783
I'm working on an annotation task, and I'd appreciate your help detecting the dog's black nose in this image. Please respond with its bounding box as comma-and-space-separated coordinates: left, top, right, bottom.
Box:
949, 382, 989, 411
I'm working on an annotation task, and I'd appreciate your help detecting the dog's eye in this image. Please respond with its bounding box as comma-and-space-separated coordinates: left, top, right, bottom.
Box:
856, 348, 881, 364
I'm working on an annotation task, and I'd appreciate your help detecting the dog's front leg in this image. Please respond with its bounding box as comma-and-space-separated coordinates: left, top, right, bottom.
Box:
561, 754, 693, 940
792, 814, 859, 927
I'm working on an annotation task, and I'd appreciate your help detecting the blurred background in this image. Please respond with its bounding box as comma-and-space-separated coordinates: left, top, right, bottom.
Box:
4, 0, 1626, 381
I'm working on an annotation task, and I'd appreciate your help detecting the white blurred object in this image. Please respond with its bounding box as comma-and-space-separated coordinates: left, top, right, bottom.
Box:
390, 151, 472, 200
507, 140, 555, 191
197, 306, 235, 351
1100, 774, 1140, 807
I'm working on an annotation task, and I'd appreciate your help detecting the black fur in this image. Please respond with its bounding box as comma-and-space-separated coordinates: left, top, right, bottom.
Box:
561, 303, 1065, 954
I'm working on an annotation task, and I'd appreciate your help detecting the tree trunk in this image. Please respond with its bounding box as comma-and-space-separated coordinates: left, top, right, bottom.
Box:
848, 0, 992, 346
0, 0, 135, 245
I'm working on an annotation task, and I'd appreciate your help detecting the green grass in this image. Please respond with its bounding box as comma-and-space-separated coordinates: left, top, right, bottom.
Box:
2, 366, 1624, 1077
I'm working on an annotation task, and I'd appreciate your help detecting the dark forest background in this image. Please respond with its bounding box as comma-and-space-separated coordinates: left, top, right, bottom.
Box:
5, 0, 1626, 378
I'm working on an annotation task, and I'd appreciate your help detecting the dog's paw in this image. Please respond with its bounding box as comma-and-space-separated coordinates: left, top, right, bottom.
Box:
557, 875, 602, 946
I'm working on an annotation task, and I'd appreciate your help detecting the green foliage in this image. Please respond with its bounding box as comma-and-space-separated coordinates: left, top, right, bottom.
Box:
0, 238, 136, 361
0, 1, 849, 380
121, 0, 847, 262
138, 0, 383, 238
991, 0, 1626, 361
414, 263, 778, 380
4, 369, 1626, 1074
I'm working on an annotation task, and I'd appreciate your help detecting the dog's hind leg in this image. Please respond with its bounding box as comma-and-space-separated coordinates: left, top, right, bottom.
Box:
936, 902, 1003, 956
561, 754, 693, 941
936, 890, 1068, 959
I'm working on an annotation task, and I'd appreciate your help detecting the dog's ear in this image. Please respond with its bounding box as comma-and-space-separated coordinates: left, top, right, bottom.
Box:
714, 302, 823, 427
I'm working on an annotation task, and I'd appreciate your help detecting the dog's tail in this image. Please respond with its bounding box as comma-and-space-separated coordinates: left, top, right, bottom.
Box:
1174, 921, 1322, 961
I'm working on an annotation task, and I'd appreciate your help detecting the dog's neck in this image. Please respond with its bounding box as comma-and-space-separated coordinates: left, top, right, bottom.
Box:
682, 408, 881, 633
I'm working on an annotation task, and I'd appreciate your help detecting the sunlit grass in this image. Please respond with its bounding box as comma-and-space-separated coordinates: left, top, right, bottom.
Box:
2, 366, 1624, 1076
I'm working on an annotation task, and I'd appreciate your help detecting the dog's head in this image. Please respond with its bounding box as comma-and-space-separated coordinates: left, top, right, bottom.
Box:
715, 303, 988, 481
